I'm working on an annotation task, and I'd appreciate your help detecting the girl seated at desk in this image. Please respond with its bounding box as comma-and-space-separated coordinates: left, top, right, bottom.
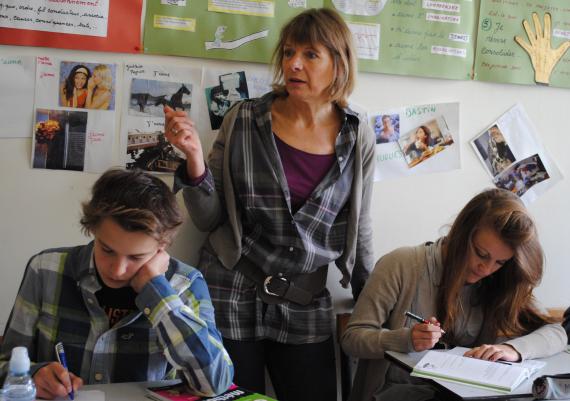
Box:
341, 188, 568, 401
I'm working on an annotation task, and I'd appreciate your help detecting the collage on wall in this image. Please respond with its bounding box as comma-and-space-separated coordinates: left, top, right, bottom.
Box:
0, 0, 566, 203
33, 57, 117, 173
470, 104, 562, 204
372, 102, 460, 182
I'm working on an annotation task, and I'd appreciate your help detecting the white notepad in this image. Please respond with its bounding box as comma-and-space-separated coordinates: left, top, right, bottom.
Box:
411, 349, 546, 394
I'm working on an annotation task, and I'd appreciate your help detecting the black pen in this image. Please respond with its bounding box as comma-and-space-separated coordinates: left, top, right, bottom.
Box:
405, 311, 446, 334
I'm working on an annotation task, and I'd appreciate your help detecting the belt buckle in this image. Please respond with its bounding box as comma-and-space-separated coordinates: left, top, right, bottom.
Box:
263, 275, 288, 297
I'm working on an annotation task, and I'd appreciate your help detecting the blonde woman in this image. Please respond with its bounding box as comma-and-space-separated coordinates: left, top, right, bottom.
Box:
165, 8, 374, 401
86, 64, 113, 110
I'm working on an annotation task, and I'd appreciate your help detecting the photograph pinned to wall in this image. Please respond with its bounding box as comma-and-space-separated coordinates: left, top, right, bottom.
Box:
493, 154, 549, 197
373, 113, 400, 144
129, 78, 192, 117
372, 102, 460, 182
120, 63, 202, 173
34, 56, 116, 172
32, 108, 88, 171
59, 61, 117, 110
205, 70, 249, 130
126, 128, 185, 172
471, 123, 516, 177
397, 117, 454, 168
470, 103, 562, 204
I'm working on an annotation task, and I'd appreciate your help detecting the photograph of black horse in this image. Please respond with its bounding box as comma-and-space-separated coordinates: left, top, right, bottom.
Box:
129, 78, 192, 117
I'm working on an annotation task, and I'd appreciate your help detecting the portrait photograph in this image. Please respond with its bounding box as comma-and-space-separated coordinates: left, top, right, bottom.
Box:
397, 117, 454, 168
205, 71, 250, 130
129, 78, 192, 118
59, 61, 116, 111
33, 108, 88, 171
471, 123, 516, 177
373, 113, 400, 144
493, 154, 549, 197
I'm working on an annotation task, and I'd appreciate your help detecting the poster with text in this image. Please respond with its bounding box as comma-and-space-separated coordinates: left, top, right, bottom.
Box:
474, 0, 570, 88
0, 0, 142, 53
33, 56, 117, 173
121, 63, 202, 173
143, 0, 320, 62
372, 102, 460, 182
325, 0, 478, 79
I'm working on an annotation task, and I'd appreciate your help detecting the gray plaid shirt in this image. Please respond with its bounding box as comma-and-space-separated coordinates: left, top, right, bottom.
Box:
174, 92, 375, 343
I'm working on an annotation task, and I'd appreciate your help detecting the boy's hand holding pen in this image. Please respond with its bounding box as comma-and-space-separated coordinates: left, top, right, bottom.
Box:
406, 311, 446, 352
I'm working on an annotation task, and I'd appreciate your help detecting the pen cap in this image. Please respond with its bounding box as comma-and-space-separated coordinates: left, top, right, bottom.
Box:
9, 347, 30, 374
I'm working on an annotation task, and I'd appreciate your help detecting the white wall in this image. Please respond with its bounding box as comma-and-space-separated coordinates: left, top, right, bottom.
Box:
1, 44, 570, 335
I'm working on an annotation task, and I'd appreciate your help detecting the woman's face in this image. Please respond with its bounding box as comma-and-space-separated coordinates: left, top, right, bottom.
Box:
93, 71, 102, 85
281, 41, 335, 103
465, 227, 514, 284
416, 127, 427, 139
74, 72, 88, 89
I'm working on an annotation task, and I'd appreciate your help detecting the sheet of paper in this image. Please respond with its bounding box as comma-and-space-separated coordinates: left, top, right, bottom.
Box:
0, 55, 35, 138
0, 2, 142, 53
120, 63, 202, 173
33, 56, 117, 173
0, 0, 109, 36
470, 103, 562, 205
68, 390, 105, 401
372, 102, 460, 182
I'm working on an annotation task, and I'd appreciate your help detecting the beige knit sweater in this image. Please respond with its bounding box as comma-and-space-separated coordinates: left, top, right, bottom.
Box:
341, 239, 567, 401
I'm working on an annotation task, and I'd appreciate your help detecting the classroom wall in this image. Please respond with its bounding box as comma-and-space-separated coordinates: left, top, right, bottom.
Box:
1, 43, 570, 335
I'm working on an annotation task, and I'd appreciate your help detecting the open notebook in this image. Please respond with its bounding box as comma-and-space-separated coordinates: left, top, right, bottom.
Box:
411, 347, 546, 394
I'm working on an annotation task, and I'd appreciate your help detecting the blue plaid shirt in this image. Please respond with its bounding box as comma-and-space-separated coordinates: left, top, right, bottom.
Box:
0, 243, 233, 397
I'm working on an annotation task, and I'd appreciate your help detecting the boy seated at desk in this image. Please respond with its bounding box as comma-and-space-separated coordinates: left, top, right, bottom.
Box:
341, 188, 568, 401
0, 169, 233, 399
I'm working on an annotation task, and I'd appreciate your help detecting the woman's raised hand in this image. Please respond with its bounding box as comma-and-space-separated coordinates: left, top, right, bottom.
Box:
164, 105, 205, 179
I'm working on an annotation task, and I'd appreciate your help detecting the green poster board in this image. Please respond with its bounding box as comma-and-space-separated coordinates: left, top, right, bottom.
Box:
143, 1, 321, 63
474, 0, 570, 88
326, 0, 477, 80
143, 0, 570, 89
143, 0, 476, 80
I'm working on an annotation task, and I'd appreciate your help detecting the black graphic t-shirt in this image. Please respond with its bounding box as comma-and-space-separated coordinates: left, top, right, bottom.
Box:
95, 274, 138, 327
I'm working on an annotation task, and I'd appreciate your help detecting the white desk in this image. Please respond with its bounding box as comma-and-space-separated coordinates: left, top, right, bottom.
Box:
83, 381, 178, 401
385, 350, 570, 400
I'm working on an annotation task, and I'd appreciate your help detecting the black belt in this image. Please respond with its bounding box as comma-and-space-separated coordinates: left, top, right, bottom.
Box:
234, 256, 328, 306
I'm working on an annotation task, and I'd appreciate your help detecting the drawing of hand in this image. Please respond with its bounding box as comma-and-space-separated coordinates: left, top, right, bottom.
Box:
515, 12, 570, 84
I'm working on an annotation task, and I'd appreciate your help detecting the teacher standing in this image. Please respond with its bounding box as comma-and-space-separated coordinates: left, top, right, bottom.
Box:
165, 8, 375, 401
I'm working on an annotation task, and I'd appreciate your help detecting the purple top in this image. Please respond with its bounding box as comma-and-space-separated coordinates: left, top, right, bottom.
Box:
274, 134, 336, 213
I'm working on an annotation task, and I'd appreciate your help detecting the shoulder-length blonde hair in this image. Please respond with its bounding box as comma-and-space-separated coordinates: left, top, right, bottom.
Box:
93, 64, 113, 91
271, 8, 356, 108
438, 188, 555, 343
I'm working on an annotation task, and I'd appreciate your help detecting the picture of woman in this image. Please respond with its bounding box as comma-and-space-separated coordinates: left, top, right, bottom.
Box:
488, 125, 515, 176
60, 64, 91, 108
403, 125, 434, 159
86, 64, 114, 110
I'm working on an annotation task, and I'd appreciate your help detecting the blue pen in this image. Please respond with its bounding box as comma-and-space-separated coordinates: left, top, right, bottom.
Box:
55, 342, 75, 400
